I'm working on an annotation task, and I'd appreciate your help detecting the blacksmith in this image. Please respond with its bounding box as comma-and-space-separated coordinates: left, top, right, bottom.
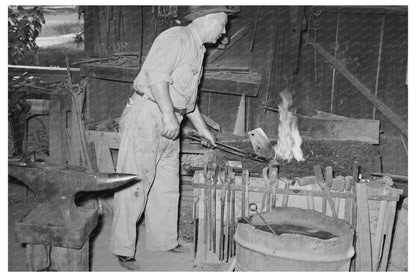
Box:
109, 6, 237, 270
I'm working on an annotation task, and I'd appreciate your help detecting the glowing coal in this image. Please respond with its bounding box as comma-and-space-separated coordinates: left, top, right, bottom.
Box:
273, 90, 304, 162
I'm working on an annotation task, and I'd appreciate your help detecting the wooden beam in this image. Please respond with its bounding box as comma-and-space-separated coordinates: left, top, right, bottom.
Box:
207, 22, 251, 63
81, 63, 261, 96
200, 71, 261, 97
297, 115, 380, 144
311, 42, 407, 137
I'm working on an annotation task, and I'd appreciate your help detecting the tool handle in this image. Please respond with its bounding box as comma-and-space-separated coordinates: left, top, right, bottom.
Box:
184, 131, 268, 163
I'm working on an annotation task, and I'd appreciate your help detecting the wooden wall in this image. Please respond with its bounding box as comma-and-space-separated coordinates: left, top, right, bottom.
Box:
82, 6, 407, 138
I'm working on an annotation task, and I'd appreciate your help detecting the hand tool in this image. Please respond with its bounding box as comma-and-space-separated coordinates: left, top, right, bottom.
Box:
207, 169, 212, 252
314, 165, 337, 217
224, 167, 232, 262
241, 170, 248, 218
261, 167, 269, 211
9, 160, 139, 249
230, 171, 236, 256
203, 166, 209, 260
212, 164, 219, 254
192, 189, 199, 260
245, 170, 250, 217
219, 169, 226, 261
249, 203, 278, 236
182, 127, 270, 163
241, 216, 257, 228
269, 160, 278, 209
271, 184, 276, 209
265, 172, 271, 211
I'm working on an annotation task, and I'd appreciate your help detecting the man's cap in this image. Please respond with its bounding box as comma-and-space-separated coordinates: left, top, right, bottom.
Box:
183, 6, 239, 22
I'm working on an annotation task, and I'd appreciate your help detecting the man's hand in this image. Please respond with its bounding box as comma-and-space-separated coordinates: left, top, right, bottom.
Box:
198, 128, 217, 148
161, 112, 180, 140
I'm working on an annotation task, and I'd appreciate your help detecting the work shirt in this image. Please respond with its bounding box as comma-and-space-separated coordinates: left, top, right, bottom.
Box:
133, 25, 206, 114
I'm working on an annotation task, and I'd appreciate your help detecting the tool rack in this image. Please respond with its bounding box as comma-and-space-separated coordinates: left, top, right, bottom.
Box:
191, 161, 403, 271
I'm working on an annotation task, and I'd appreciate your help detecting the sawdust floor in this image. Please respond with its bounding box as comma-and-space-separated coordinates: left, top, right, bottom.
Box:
8, 178, 228, 271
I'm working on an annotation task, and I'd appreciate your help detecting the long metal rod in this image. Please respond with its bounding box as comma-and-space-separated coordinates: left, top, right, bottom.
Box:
372, 15, 385, 120
330, 13, 340, 113
249, 203, 278, 235
186, 134, 268, 162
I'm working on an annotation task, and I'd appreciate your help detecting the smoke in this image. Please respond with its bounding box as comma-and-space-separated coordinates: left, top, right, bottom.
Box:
273, 90, 304, 162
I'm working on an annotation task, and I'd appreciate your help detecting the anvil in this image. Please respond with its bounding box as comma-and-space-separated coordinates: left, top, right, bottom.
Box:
9, 161, 139, 249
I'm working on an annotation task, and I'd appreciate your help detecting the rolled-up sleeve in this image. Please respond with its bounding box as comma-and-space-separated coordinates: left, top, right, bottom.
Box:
144, 35, 183, 86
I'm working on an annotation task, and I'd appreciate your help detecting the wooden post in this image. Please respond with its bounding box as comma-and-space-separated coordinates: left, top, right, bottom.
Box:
379, 200, 397, 271
48, 98, 68, 164
26, 241, 89, 271
233, 94, 246, 136
372, 188, 388, 271
356, 182, 373, 271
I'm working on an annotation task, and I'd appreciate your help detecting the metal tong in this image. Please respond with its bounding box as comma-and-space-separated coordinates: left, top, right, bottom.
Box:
182, 127, 270, 163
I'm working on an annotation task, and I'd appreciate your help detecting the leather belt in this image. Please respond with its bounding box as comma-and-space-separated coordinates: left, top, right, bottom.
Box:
134, 90, 187, 116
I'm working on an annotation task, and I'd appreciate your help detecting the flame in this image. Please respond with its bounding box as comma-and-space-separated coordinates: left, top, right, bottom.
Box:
273, 90, 304, 162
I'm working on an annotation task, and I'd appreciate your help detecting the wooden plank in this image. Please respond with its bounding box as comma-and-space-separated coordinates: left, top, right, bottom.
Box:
200, 71, 261, 97
207, 22, 251, 63
344, 176, 354, 223
372, 188, 388, 271
297, 115, 380, 144
371, 172, 408, 182
332, 176, 345, 217
87, 130, 120, 149
356, 182, 373, 271
81, 63, 262, 97
27, 242, 89, 271
312, 42, 407, 137
379, 200, 397, 271
48, 99, 68, 164
192, 182, 401, 201
306, 184, 315, 210
50, 242, 89, 271
27, 244, 50, 271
